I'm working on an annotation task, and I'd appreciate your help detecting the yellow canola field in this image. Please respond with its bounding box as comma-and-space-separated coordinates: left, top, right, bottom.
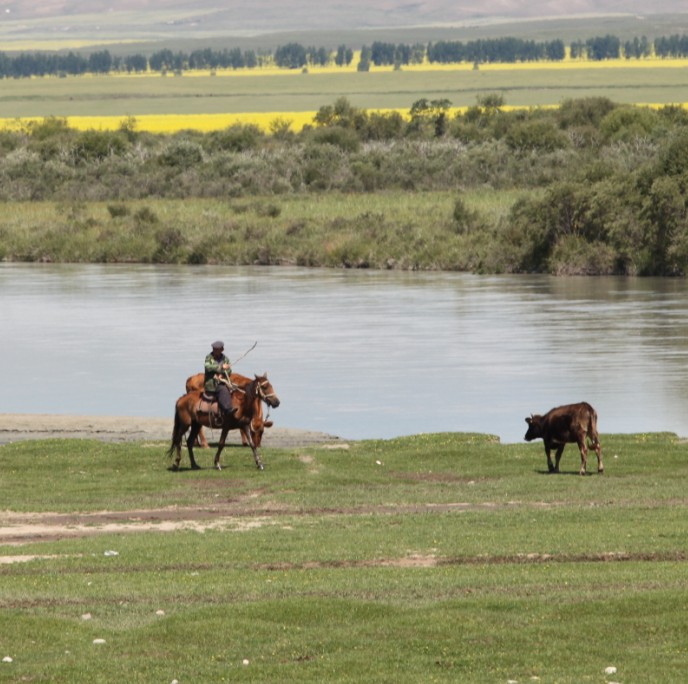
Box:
2, 102, 683, 135
1, 56, 687, 134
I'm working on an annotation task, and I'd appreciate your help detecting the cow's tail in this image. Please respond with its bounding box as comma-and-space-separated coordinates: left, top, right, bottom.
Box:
587, 405, 600, 447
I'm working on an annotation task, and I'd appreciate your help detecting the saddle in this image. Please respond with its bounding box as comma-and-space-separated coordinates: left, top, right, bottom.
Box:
197, 393, 223, 428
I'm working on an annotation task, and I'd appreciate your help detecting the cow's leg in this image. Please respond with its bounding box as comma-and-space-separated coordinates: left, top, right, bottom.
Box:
593, 440, 603, 473
545, 445, 556, 473
553, 444, 565, 473
187, 423, 202, 470
577, 440, 588, 476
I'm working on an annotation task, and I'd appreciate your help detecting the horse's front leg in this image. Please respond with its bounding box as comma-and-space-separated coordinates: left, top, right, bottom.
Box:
244, 428, 264, 470
214, 428, 229, 470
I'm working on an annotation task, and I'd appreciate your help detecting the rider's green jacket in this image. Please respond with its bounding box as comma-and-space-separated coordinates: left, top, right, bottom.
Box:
204, 353, 231, 393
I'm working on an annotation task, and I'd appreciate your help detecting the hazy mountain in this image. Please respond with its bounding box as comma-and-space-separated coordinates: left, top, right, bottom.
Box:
0, 0, 686, 35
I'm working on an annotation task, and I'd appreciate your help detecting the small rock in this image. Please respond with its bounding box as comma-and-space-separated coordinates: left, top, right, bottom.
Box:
156, 610, 165, 616
92, 639, 106, 645
2, 657, 13, 663
81, 613, 92, 620
604, 666, 617, 675
103, 550, 119, 557
242, 659, 250, 666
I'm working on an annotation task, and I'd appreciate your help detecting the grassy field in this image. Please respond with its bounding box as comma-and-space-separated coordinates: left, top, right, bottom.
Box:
0, 191, 528, 268
2, 59, 688, 131
0, 432, 687, 682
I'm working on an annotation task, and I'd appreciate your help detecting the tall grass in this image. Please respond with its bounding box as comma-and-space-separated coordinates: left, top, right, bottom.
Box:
0, 191, 528, 269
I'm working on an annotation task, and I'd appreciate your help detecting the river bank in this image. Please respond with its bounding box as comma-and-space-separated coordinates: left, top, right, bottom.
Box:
0, 414, 342, 448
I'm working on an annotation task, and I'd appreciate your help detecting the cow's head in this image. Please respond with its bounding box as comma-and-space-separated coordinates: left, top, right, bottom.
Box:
524, 415, 543, 441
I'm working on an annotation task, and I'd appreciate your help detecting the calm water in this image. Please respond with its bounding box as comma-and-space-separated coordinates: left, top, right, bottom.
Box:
1, 263, 687, 443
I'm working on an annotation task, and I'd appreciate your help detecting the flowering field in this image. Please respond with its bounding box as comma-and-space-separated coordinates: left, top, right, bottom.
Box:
0, 56, 687, 133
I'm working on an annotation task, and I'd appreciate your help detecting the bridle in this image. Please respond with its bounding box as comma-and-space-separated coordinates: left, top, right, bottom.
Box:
255, 376, 278, 406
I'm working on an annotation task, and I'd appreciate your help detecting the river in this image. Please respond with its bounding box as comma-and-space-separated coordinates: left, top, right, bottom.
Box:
1, 263, 687, 443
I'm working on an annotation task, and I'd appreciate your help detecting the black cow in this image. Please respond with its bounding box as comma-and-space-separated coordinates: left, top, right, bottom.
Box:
524, 402, 603, 475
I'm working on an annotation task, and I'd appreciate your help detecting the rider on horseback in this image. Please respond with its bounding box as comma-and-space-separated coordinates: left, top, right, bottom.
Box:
204, 341, 237, 419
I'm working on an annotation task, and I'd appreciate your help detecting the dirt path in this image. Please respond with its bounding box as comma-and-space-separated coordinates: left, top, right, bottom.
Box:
0, 413, 342, 449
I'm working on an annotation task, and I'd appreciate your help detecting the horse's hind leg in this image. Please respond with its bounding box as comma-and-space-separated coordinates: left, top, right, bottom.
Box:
214, 428, 229, 470
187, 423, 202, 470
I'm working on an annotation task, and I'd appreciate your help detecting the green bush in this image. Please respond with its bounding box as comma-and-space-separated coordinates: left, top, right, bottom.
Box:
72, 129, 128, 162
207, 124, 264, 152
158, 139, 204, 168
504, 119, 570, 152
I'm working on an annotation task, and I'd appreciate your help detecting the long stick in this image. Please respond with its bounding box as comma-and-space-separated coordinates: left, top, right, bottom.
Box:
231, 341, 258, 367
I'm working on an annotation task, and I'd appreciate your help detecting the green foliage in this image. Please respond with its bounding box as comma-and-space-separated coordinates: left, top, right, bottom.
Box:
599, 106, 660, 142
72, 129, 128, 162
206, 123, 264, 152
2, 97, 688, 274
157, 138, 204, 168
504, 118, 570, 152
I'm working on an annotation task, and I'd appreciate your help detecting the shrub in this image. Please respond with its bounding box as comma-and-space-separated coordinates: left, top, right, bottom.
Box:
599, 106, 659, 143
158, 139, 204, 168
107, 203, 130, 218
504, 120, 570, 152
72, 130, 128, 162
307, 126, 361, 152
207, 124, 264, 152
557, 97, 617, 129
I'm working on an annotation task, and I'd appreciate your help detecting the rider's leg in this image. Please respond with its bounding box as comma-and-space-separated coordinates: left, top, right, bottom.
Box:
216, 384, 236, 417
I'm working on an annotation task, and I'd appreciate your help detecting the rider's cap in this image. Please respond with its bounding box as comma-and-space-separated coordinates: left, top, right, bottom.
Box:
211, 340, 224, 350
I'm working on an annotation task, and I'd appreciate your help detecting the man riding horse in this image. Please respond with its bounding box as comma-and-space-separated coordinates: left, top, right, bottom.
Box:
204, 340, 237, 419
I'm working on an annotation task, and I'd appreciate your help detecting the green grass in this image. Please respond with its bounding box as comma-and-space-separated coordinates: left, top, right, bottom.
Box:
0, 191, 528, 269
1, 432, 687, 682
2, 64, 688, 118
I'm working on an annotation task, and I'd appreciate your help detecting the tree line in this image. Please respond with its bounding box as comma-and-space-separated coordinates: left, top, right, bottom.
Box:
1, 32, 688, 78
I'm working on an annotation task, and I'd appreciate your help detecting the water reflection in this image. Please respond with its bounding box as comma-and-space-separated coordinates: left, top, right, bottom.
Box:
0, 264, 686, 442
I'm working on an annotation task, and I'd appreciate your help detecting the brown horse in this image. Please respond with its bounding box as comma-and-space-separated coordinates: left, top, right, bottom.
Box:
185, 372, 273, 449
167, 373, 280, 471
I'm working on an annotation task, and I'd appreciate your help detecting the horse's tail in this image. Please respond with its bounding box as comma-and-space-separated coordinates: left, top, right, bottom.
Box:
166, 406, 183, 459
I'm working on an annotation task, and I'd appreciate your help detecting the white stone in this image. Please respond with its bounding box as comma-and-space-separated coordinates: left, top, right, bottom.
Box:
604, 666, 617, 675
93, 639, 106, 645
242, 659, 250, 666
2, 657, 13, 663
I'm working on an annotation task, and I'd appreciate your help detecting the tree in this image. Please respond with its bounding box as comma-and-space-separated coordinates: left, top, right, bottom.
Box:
274, 43, 307, 68
335, 45, 353, 66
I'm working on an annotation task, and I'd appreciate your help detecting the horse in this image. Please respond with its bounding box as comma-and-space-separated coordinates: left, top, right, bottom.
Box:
167, 373, 280, 471
185, 372, 273, 448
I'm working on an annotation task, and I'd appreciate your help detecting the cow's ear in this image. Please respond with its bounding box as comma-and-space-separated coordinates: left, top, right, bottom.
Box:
525, 416, 532, 424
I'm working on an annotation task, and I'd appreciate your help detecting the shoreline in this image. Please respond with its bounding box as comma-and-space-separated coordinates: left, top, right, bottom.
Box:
0, 413, 343, 448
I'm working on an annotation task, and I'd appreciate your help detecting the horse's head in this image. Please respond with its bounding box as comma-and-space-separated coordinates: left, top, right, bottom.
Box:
255, 373, 280, 408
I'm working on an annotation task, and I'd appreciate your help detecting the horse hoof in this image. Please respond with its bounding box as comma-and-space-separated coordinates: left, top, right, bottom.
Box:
215, 464, 222, 471
191, 464, 201, 471
257, 464, 264, 471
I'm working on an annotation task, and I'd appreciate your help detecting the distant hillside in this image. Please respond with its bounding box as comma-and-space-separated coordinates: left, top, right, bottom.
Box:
1, 0, 687, 33
0, 0, 686, 49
